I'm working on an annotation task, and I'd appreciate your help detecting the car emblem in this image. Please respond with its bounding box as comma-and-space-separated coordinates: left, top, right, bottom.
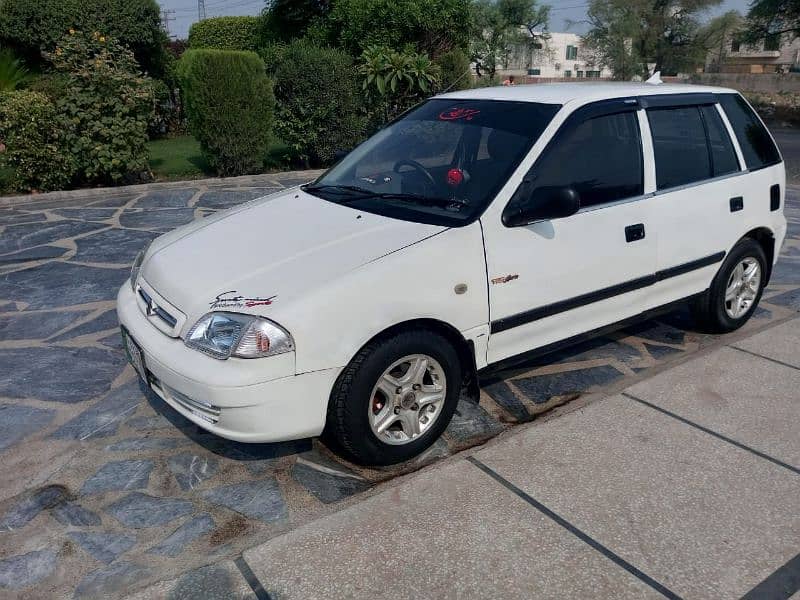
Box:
145, 298, 158, 317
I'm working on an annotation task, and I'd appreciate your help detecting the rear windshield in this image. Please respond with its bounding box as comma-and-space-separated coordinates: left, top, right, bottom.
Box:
718, 94, 781, 170
305, 99, 560, 226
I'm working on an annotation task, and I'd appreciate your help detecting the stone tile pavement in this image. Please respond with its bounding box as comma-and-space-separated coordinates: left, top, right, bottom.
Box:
0, 175, 798, 598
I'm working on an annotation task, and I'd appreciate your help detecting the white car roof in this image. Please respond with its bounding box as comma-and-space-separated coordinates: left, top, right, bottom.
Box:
435, 82, 738, 106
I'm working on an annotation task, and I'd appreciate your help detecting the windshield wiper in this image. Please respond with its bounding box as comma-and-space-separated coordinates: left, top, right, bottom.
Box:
372, 192, 468, 209
302, 184, 374, 196
305, 184, 467, 210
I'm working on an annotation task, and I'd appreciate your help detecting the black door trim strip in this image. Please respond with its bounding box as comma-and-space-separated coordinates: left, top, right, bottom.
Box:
490, 251, 725, 334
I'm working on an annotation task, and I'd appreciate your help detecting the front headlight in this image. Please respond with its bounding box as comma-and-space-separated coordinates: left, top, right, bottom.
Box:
185, 312, 294, 360
130, 241, 152, 291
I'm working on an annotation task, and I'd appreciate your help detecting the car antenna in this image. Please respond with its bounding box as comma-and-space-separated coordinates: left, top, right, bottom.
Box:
645, 71, 662, 85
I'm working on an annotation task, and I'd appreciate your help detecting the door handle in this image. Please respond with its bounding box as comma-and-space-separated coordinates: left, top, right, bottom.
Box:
625, 223, 645, 243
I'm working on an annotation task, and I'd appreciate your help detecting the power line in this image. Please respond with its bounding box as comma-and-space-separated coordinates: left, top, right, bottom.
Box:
161, 8, 176, 36
198, 0, 207, 21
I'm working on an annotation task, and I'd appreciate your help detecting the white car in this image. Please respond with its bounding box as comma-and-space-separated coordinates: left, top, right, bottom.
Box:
118, 82, 786, 465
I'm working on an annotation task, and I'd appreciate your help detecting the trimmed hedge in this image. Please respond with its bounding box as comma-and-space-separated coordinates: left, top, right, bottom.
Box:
177, 49, 274, 176
272, 41, 366, 166
188, 16, 261, 51
0, 91, 74, 191
0, 0, 167, 74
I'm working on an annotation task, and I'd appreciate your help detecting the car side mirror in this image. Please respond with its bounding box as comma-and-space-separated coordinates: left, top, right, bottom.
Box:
502, 185, 581, 227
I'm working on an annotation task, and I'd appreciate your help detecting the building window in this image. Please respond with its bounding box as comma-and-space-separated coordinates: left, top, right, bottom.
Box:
576, 70, 584, 78
586, 70, 601, 78
527, 68, 541, 76
764, 33, 780, 51
731, 39, 741, 52
564, 70, 572, 77
565, 45, 578, 60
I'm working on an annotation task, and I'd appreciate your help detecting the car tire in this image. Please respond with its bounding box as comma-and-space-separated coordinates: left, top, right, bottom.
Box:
690, 238, 767, 333
323, 329, 462, 466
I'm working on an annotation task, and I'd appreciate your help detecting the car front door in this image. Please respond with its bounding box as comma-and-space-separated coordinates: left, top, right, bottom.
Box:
481, 99, 658, 365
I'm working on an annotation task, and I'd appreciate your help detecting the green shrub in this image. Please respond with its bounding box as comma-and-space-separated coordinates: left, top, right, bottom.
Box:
272, 40, 366, 166
0, 47, 32, 91
0, 91, 74, 191
434, 48, 472, 92
44, 31, 154, 185
0, 0, 167, 75
188, 16, 261, 51
177, 49, 274, 176
324, 0, 472, 56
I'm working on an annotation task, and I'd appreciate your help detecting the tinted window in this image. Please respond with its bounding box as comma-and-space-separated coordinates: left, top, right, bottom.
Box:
718, 94, 781, 169
308, 99, 560, 226
648, 106, 710, 189
513, 110, 643, 210
700, 105, 739, 176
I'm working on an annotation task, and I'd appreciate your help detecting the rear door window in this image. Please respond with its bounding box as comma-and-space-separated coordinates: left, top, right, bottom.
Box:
648, 106, 710, 189
718, 94, 781, 170
699, 105, 740, 176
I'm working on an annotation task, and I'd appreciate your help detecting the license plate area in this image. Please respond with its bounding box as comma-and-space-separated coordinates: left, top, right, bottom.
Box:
121, 326, 148, 384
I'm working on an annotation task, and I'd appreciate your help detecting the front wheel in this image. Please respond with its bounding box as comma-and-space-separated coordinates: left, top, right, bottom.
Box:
690, 238, 767, 333
324, 330, 462, 466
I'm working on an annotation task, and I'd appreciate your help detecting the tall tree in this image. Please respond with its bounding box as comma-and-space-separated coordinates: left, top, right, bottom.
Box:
470, 0, 550, 78
583, 0, 724, 79
742, 0, 800, 44
260, 0, 332, 42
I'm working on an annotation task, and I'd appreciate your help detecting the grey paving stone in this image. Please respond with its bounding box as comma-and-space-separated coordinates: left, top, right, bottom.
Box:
134, 189, 196, 209
291, 462, 370, 504
623, 318, 688, 345
0, 309, 91, 341
0, 211, 46, 226
0, 550, 57, 590
73, 228, 158, 264
69, 531, 136, 564
74, 560, 152, 599
52, 381, 144, 440
119, 208, 197, 230
147, 513, 215, 557
0, 245, 68, 263
105, 493, 193, 528
167, 563, 244, 600
768, 256, 800, 285
445, 399, 505, 443
49, 309, 119, 341
51, 502, 102, 526
80, 459, 154, 495
0, 404, 56, 451
0, 346, 126, 403
201, 479, 287, 523
641, 342, 684, 359
1, 261, 129, 309
0, 485, 68, 530
85, 194, 140, 208
0, 220, 106, 254
766, 287, 800, 310
105, 436, 187, 451
512, 365, 624, 404
52, 208, 118, 221
168, 453, 219, 491
482, 380, 529, 421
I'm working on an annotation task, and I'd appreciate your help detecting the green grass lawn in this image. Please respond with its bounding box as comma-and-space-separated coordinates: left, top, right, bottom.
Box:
147, 135, 292, 181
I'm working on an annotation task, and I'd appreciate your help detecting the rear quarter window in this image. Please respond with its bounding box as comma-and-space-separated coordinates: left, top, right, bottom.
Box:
718, 94, 781, 170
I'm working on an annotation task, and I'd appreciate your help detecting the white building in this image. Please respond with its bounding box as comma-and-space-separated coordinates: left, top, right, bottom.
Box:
501, 31, 612, 80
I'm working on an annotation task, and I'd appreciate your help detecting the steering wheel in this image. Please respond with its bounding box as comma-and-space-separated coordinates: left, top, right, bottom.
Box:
393, 159, 437, 192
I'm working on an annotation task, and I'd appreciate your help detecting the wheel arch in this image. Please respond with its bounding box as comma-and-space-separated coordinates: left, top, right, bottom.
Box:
741, 227, 776, 284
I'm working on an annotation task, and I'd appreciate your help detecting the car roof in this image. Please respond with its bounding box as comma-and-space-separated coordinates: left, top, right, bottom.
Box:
435, 82, 738, 105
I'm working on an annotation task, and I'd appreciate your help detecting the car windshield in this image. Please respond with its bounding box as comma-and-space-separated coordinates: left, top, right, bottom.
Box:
304, 98, 561, 226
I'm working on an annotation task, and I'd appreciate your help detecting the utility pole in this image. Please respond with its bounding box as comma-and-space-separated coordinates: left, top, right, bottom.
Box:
198, 0, 207, 21
161, 9, 176, 37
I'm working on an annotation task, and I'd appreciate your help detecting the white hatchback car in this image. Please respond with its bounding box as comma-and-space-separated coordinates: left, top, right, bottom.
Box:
118, 82, 786, 465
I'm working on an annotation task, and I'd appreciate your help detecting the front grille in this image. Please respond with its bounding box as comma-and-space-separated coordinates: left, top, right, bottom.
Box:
138, 287, 178, 328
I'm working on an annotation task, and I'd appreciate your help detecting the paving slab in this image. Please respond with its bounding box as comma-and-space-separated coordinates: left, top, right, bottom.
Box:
625, 345, 800, 468
243, 460, 661, 600
731, 317, 800, 369
475, 395, 800, 599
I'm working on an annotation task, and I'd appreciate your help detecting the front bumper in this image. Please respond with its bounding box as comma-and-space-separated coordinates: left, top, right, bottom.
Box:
117, 283, 340, 443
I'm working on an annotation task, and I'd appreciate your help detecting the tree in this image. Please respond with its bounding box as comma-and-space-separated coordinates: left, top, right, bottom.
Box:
260, 0, 332, 42
470, 0, 550, 79
699, 11, 743, 73
582, 0, 724, 79
742, 0, 800, 43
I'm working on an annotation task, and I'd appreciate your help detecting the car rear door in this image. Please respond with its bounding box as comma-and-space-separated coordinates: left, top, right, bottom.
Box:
481, 99, 658, 365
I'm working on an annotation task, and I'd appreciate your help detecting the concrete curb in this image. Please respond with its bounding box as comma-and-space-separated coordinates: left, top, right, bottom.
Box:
0, 169, 325, 208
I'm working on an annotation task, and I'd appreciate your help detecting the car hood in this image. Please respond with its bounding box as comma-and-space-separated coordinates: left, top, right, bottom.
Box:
141, 189, 445, 327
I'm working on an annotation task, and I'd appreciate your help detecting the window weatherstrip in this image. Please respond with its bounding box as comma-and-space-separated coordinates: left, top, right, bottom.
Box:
714, 103, 746, 172
489, 251, 726, 334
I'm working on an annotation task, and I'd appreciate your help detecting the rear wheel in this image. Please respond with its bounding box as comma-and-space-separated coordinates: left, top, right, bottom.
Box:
690, 238, 767, 333
324, 330, 462, 466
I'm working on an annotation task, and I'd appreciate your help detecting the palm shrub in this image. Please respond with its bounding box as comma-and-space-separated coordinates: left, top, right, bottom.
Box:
177, 49, 274, 176
0, 48, 31, 91
272, 40, 366, 166
0, 91, 74, 191
43, 31, 154, 185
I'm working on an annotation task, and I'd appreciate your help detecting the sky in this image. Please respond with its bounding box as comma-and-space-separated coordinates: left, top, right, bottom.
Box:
158, 0, 752, 40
